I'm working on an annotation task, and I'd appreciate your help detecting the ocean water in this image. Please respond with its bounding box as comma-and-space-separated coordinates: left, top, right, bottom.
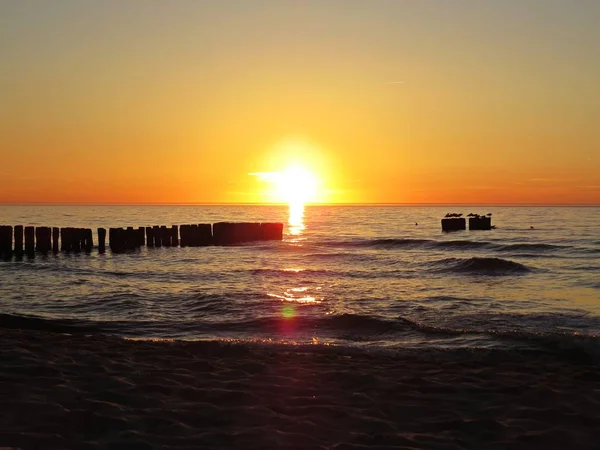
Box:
1, 205, 599, 353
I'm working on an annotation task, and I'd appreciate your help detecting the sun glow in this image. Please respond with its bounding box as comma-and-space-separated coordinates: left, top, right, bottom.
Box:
251, 164, 320, 235
252, 165, 319, 205
250, 137, 332, 206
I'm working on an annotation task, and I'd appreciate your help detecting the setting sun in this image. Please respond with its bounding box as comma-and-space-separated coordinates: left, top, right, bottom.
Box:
250, 164, 322, 205
274, 166, 318, 205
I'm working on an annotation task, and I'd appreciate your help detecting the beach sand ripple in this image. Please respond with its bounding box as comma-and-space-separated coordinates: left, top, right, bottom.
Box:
0, 330, 599, 449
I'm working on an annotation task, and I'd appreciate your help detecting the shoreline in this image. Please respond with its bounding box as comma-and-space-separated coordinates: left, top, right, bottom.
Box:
1, 329, 599, 449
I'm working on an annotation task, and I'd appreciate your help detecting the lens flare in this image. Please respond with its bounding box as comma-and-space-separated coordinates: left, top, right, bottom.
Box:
282, 304, 296, 319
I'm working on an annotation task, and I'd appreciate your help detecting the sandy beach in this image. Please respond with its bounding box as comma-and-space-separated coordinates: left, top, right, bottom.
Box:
0, 329, 598, 449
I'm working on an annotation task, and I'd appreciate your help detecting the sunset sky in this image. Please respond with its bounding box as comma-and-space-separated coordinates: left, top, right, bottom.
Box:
1, 0, 599, 204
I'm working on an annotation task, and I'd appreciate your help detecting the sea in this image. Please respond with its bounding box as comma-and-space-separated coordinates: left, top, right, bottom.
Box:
1, 205, 599, 355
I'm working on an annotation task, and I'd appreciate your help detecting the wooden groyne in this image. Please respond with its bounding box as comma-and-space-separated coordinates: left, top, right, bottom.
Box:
468, 214, 493, 230
441, 213, 466, 232
441, 213, 493, 232
0, 222, 284, 259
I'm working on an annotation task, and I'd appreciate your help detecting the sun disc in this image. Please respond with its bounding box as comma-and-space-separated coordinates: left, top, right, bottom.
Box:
275, 165, 318, 205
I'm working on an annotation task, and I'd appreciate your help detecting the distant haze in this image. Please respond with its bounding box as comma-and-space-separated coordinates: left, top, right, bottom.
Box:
1, 0, 599, 204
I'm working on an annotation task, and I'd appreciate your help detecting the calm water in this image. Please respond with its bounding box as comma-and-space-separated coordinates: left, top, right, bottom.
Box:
1, 205, 599, 352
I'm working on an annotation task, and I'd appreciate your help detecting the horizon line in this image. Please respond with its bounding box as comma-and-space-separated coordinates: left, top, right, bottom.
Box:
1, 202, 599, 207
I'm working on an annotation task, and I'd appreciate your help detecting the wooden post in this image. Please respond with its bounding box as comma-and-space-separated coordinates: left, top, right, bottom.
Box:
237, 223, 248, 243
146, 227, 154, 247
83, 228, 93, 252
213, 222, 232, 245
24, 226, 34, 255
79, 228, 86, 251
153, 226, 161, 247
120, 227, 129, 251
35, 227, 51, 254
44, 227, 52, 253
171, 225, 179, 247
109, 227, 125, 253
127, 227, 134, 248
116, 227, 125, 252
137, 227, 145, 247
441, 218, 466, 232
274, 222, 284, 240
260, 222, 284, 241
125, 227, 134, 250
199, 224, 212, 246
35, 227, 43, 253
231, 223, 242, 244
60, 228, 69, 252
236, 223, 262, 243
98, 228, 106, 253
249, 223, 262, 242
189, 224, 198, 246
43, 227, 51, 252
52, 227, 59, 253
0, 226, 12, 259
179, 225, 188, 247
161, 225, 170, 247
14, 225, 23, 256
109, 228, 116, 252
468, 216, 492, 231
72, 228, 81, 252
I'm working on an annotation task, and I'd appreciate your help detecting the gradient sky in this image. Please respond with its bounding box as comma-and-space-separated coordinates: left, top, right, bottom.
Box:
1, 0, 599, 204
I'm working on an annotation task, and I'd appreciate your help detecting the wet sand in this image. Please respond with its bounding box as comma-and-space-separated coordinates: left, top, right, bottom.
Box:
0, 329, 599, 449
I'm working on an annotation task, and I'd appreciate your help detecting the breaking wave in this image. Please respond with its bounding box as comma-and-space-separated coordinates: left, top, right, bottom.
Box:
2, 312, 599, 358
429, 257, 532, 275
322, 238, 570, 253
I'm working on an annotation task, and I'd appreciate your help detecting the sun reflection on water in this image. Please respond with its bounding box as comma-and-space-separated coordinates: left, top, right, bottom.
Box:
267, 290, 321, 304
288, 201, 305, 236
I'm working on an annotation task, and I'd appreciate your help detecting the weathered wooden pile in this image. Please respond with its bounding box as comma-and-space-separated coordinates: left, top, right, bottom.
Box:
0, 225, 95, 258
441, 213, 493, 232
441, 213, 466, 232
0, 222, 284, 259
467, 213, 492, 230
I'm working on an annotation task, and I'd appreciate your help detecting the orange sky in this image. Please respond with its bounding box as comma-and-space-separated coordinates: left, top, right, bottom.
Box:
1, 1, 599, 205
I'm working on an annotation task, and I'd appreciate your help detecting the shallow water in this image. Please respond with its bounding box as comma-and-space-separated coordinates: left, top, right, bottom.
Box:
1, 205, 599, 353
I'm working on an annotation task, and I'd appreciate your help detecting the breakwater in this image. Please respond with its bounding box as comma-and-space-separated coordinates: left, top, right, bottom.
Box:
441, 213, 493, 232
0, 222, 283, 258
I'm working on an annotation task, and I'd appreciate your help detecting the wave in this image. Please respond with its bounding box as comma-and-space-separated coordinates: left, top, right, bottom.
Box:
305, 252, 376, 262
324, 238, 489, 250
251, 268, 330, 276
429, 257, 532, 275
0, 313, 117, 334
2, 311, 599, 358
502, 253, 556, 259
321, 238, 570, 253
366, 238, 434, 249
251, 267, 406, 280
494, 243, 567, 252
432, 240, 492, 249
398, 315, 600, 358
580, 247, 600, 254
0, 311, 412, 340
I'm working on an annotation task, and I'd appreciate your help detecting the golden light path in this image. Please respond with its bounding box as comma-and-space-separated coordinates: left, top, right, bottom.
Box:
251, 162, 325, 322
288, 201, 305, 236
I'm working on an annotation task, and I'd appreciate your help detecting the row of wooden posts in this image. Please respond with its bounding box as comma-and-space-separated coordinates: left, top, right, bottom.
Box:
441, 215, 493, 232
0, 222, 284, 258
